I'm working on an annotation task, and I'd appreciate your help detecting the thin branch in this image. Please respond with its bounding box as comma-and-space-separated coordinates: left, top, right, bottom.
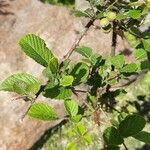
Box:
21, 84, 46, 120
123, 142, 128, 150
110, 70, 148, 91
111, 21, 117, 57
61, 19, 95, 62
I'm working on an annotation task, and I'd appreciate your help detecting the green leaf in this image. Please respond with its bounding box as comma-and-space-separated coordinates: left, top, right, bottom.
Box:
43, 85, 72, 100
19, 34, 54, 67
73, 10, 90, 17
75, 47, 92, 59
48, 57, 59, 74
133, 48, 147, 60
66, 142, 77, 150
70, 62, 89, 86
103, 127, 124, 145
124, 32, 140, 48
110, 55, 125, 69
64, 100, 78, 117
132, 131, 150, 144
75, 47, 102, 65
127, 9, 142, 19
76, 123, 87, 136
27, 103, 57, 120
120, 63, 138, 73
83, 135, 92, 143
141, 61, 150, 70
60, 75, 74, 87
118, 115, 146, 137
0, 73, 40, 96
143, 39, 150, 52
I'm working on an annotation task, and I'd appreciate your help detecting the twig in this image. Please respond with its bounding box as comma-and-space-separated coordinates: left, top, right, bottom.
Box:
123, 142, 128, 150
111, 21, 117, 57
21, 85, 46, 120
61, 19, 95, 62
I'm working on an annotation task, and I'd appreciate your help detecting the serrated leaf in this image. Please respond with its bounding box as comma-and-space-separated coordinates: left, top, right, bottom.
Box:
64, 100, 78, 117
120, 63, 138, 73
133, 48, 147, 60
27, 103, 57, 120
103, 127, 124, 145
49, 57, 59, 74
143, 39, 150, 52
118, 115, 146, 137
19, 34, 54, 67
90, 54, 102, 66
60, 75, 74, 87
0, 73, 40, 96
75, 47, 101, 66
132, 131, 150, 144
110, 55, 125, 69
43, 85, 72, 100
76, 123, 87, 136
70, 62, 89, 86
75, 47, 92, 58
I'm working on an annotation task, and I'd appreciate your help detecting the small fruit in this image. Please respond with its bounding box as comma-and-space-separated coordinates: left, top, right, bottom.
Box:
106, 11, 117, 21
100, 18, 110, 27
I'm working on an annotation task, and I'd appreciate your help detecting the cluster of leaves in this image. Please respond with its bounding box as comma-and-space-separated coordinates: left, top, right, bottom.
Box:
0, 0, 150, 149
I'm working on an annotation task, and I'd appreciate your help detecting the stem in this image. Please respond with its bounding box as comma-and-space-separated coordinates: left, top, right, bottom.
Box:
21, 84, 46, 120
62, 19, 95, 61
123, 142, 128, 150
111, 21, 117, 57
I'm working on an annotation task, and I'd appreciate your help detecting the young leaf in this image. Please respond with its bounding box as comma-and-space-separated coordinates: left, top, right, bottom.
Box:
27, 103, 57, 120
143, 39, 150, 52
60, 75, 74, 87
118, 115, 146, 137
110, 55, 125, 69
0, 73, 40, 95
48, 57, 59, 74
19, 34, 54, 67
103, 126, 124, 145
120, 63, 138, 73
70, 62, 89, 86
132, 131, 150, 144
76, 123, 87, 136
133, 48, 147, 60
43, 85, 72, 100
64, 99, 78, 117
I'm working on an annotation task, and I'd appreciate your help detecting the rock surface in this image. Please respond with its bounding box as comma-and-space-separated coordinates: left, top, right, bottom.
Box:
0, 0, 126, 149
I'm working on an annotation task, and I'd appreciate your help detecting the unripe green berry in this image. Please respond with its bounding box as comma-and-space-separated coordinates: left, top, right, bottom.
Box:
100, 18, 110, 28
106, 11, 117, 21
